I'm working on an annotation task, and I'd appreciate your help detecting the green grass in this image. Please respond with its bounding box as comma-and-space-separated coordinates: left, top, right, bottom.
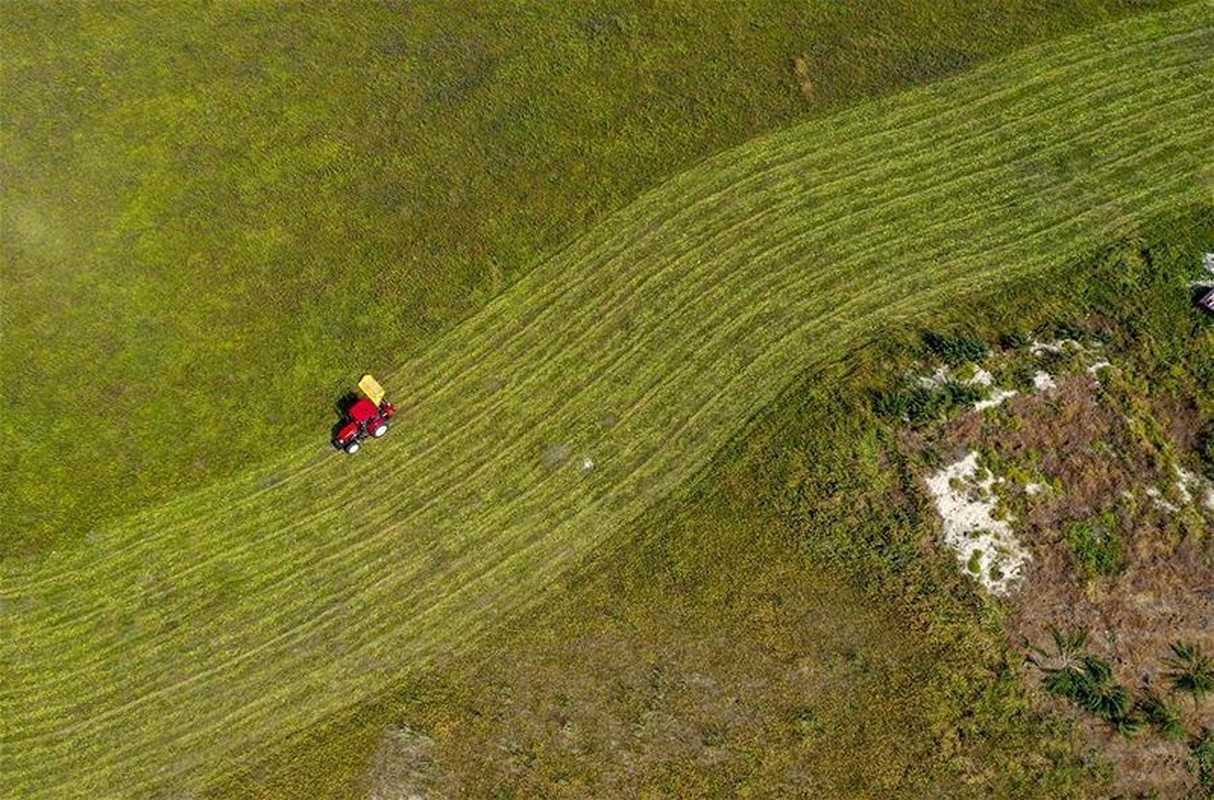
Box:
1064, 512, 1127, 578
3, 7, 1212, 797
0, 0, 1191, 557
213, 198, 1214, 798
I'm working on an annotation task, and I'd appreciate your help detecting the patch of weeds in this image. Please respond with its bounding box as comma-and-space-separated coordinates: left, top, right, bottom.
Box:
1137, 689, 1186, 741
1000, 330, 1032, 350
1044, 654, 1142, 735
873, 380, 984, 425
1198, 422, 1214, 481
1190, 728, 1214, 798
968, 549, 983, 574
1051, 319, 1089, 343
1035, 345, 1085, 377
1034, 629, 1143, 735
1164, 642, 1214, 708
924, 331, 989, 366
1063, 512, 1125, 578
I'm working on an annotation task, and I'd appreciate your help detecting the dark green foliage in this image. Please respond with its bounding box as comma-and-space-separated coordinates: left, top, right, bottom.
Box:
1051, 319, 1089, 342
1064, 514, 1126, 578
923, 331, 989, 365
1190, 728, 1214, 797
1038, 636, 1143, 735
1137, 690, 1185, 740
1198, 423, 1214, 481
1164, 642, 1214, 707
1000, 330, 1032, 350
874, 380, 985, 424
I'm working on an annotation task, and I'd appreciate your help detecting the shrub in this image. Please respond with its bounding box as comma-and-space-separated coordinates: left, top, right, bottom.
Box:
1039, 643, 1143, 734
1138, 689, 1186, 740
999, 330, 1031, 350
1064, 514, 1125, 578
1198, 423, 1214, 481
923, 331, 988, 365
1190, 728, 1214, 797
1164, 642, 1214, 708
873, 380, 985, 425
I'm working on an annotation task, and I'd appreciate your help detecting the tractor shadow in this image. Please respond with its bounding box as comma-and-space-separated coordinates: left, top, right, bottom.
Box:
329, 391, 362, 445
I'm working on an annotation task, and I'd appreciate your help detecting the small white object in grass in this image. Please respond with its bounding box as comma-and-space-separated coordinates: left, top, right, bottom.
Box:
1030, 339, 1066, 355
1146, 486, 1180, 513
1176, 466, 1208, 506
1032, 371, 1056, 391
974, 388, 1018, 411
1204, 487, 1214, 512
1086, 359, 1112, 375
925, 451, 1029, 595
968, 368, 994, 387
1025, 482, 1046, 496
580, 456, 595, 472
1204, 252, 1214, 274
917, 365, 951, 389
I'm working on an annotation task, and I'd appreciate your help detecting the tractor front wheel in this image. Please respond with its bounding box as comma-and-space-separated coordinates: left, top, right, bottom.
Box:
371, 424, 389, 438
345, 442, 360, 454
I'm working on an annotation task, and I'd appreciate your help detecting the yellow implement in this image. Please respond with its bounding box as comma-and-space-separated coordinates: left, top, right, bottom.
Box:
357, 374, 386, 405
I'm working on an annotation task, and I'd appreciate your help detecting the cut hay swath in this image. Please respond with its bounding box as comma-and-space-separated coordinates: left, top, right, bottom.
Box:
4, 5, 1213, 797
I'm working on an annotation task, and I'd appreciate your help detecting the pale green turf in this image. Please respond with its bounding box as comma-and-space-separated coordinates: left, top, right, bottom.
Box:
4, 6, 1213, 797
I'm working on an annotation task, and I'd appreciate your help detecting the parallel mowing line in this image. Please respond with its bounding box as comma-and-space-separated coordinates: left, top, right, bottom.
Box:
4, 43, 1209, 738
0, 20, 1177, 596
12, 55, 1203, 669
137, 167, 1208, 788
4, 6, 1212, 797
4, 32, 1189, 619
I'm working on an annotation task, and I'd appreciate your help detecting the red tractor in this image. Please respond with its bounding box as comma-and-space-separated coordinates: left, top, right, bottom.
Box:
332, 374, 396, 454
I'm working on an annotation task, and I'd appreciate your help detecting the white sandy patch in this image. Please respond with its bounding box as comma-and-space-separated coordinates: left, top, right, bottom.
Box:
1025, 482, 1047, 496
1086, 359, 1112, 374
1032, 371, 1056, 391
1175, 466, 1213, 511
1145, 486, 1180, 513
917, 366, 951, 389
968, 368, 995, 387
1204, 252, 1214, 274
974, 388, 1018, 411
926, 452, 1029, 595
1030, 339, 1072, 355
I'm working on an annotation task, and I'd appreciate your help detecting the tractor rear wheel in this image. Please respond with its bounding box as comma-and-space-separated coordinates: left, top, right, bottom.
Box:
371, 424, 389, 438
345, 442, 360, 454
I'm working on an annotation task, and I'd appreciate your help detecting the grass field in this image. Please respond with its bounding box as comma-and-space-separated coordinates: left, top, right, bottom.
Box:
0, 0, 1189, 558
4, 5, 1212, 797
216, 206, 1214, 799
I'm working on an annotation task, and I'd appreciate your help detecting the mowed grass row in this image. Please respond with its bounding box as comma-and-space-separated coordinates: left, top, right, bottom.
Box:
0, 0, 1188, 558
4, 6, 1213, 797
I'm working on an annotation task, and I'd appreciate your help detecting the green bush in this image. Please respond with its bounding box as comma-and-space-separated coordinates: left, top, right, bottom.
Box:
1042, 651, 1143, 735
1165, 642, 1214, 708
923, 331, 989, 365
1064, 514, 1126, 578
1190, 728, 1214, 797
873, 380, 985, 425
999, 330, 1031, 350
1138, 690, 1186, 740
1198, 423, 1214, 481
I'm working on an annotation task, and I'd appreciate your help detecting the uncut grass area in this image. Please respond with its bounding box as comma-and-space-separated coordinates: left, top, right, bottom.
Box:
0, 0, 1190, 557
4, 6, 1213, 798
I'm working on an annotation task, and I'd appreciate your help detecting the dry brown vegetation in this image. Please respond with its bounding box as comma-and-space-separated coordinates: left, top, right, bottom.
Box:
903, 341, 1214, 797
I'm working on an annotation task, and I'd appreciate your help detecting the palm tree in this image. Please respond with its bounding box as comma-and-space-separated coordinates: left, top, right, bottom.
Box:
1164, 641, 1214, 709
1137, 689, 1185, 740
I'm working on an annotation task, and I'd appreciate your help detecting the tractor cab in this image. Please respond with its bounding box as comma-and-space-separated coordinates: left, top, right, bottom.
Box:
332, 374, 397, 454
